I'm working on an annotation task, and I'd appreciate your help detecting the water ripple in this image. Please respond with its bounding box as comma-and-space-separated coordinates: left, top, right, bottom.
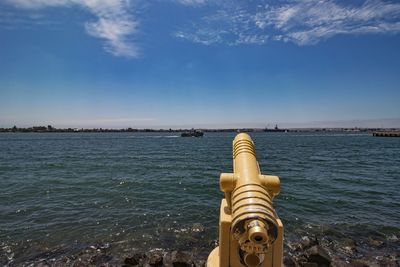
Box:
0, 132, 399, 263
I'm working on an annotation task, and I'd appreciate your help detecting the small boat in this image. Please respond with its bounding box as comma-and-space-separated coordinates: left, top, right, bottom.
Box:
181, 130, 204, 137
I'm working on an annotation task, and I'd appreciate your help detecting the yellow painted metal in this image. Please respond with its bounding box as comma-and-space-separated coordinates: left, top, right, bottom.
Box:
207, 133, 283, 267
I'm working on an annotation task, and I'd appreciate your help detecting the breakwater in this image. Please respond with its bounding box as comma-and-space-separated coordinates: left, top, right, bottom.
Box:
373, 131, 400, 137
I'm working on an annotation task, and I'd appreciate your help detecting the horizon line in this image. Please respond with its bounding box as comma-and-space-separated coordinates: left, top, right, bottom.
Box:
1, 117, 400, 129
1, 126, 400, 131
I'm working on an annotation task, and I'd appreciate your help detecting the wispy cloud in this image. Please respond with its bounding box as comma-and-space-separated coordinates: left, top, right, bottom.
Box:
176, 0, 207, 5
82, 1, 139, 57
0, 7, 55, 30
5, 0, 139, 57
175, 0, 400, 45
4, 0, 400, 54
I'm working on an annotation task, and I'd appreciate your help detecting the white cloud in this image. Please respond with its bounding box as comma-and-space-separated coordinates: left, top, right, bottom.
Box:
175, 0, 400, 45
175, 7, 270, 45
176, 0, 206, 5
82, 1, 139, 57
5, 0, 400, 53
5, 0, 139, 57
6, 0, 71, 8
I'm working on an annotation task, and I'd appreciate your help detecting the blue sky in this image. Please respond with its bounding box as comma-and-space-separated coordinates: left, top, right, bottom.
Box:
0, 0, 399, 128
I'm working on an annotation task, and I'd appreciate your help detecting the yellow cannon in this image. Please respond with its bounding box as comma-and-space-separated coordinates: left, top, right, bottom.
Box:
207, 133, 283, 267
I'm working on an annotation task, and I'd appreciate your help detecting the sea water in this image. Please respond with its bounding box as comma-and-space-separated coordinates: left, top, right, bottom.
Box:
0, 132, 399, 264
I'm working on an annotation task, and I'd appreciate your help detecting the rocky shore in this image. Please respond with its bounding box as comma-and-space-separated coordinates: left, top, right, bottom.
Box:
3, 227, 399, 267
283, 233, 399, 267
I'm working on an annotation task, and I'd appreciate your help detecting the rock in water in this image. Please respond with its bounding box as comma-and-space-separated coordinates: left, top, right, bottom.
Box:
125, 253, 146, 266
305, 245, 332, 267
283, 256, 300, 267
171, 251, 194, 267
349, 259, 371, 267
300, 263, 318, 267
368, 237, 384, 248
90, 254, 112, 265
299, 236, 318, 250
191, 223, 205, 233
148, 253, 163, 267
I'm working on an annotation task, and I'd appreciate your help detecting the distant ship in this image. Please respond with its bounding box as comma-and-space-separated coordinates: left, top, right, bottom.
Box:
263, 124, 288, 133
181, 129, 204, 137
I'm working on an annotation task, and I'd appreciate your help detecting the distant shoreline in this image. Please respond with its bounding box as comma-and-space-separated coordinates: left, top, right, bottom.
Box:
1, 125, 399, 133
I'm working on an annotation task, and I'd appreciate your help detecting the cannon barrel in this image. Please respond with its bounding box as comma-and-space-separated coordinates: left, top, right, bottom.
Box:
208, 133, 283, 267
